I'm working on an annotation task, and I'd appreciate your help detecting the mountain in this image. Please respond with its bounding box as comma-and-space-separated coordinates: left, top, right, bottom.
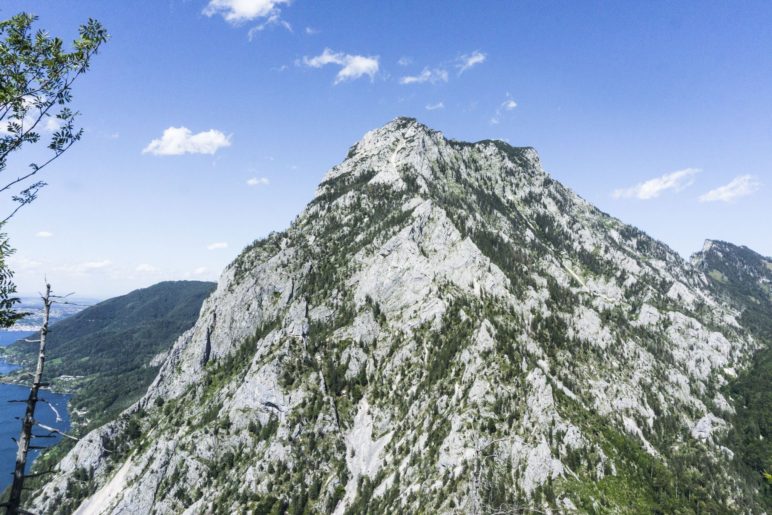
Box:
692, 240, 772, 340
1, 281, 216, 431
26, 119, 769, 514
692, 240, 772, 506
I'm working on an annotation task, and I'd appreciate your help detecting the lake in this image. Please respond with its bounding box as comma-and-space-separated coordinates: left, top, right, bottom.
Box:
0, 384, 71, 494
0, 328, 70, 494
0, 331, 33, 347
0, 330, 31, 375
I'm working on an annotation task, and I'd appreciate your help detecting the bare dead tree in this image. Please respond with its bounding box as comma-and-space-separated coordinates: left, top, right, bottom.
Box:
4, 284, 52, 514
2, 283, 79, 515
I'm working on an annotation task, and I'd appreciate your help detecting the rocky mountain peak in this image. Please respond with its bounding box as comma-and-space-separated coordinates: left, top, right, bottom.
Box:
320, 117, 541, 199
28, 120, 769, 514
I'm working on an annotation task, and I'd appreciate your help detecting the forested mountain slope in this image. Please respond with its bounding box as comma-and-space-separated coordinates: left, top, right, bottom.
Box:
1, 281, 215, 430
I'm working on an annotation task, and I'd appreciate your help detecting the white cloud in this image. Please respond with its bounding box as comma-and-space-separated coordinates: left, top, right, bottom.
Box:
457, 51, 486, 74
192, 266, 209, 276
247, 177, 270, 187
35, 231, 53, 238
305, 26, 319, 35
203, 0, 290, 24
142, 127, 231, 156
490, 94, 518, 124
207, 242, 229, 250
397, 56, 412, 66
425, 102, 445, 111
613, 168, 700, 200
399, 68, 448, 85
302, 48, 379, 84
698, 175, 761, 203
136, 264, 159, 273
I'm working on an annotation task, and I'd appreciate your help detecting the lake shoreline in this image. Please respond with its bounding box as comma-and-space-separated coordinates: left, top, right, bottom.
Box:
0, 335, 75, 493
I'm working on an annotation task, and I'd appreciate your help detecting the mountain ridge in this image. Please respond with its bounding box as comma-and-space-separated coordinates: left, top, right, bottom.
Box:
25, 118, 767, 514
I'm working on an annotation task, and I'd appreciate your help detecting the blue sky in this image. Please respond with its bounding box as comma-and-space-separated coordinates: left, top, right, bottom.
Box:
2, 0, 770, 298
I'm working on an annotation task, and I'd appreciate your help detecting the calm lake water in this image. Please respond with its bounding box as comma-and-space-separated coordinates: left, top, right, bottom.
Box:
0, 329, 70, 493
0, 331, 33, 347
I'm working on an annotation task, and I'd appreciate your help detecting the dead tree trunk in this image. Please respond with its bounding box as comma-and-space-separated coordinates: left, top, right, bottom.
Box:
5, 283, 52, 515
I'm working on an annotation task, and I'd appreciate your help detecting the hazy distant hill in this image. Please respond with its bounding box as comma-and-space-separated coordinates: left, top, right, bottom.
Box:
1, 281, 215, 430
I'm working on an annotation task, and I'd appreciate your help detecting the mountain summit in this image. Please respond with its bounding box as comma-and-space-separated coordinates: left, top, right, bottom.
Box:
30, 119, 767, 513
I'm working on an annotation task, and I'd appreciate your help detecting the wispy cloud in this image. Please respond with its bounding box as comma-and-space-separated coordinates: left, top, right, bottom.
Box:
7, 256, 41, 271
136, 263, 160, 273
399, 68, 448, 85
247, 177, 270, 187
143, 127, 231, 156
490, 94, 518, 124
304, 26, 319, 35
397, 56, 412, 66
457, 51, 486, 74
613, 168, 700, 200
44, 117, 62, 132
35, 231, 53, 238
247, 15, 292, 39
302, 48, 379, 84
74, 260, 112, 273
0, 99, 63, 136
192, 266, 209, 276
425, 102, 445, 111
207, 242, 229, 250
699, 175, 761, 203
502, 99, 518, 110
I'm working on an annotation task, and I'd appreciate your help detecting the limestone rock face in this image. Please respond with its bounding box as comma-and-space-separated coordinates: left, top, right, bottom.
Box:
31, 118, 765, 514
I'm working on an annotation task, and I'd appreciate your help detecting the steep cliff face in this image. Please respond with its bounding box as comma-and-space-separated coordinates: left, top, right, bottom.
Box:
31, 119, 764, 513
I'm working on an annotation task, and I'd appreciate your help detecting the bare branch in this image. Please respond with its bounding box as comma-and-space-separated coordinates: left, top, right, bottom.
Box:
0, 138, 76, 196
35, 423, 78, 442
